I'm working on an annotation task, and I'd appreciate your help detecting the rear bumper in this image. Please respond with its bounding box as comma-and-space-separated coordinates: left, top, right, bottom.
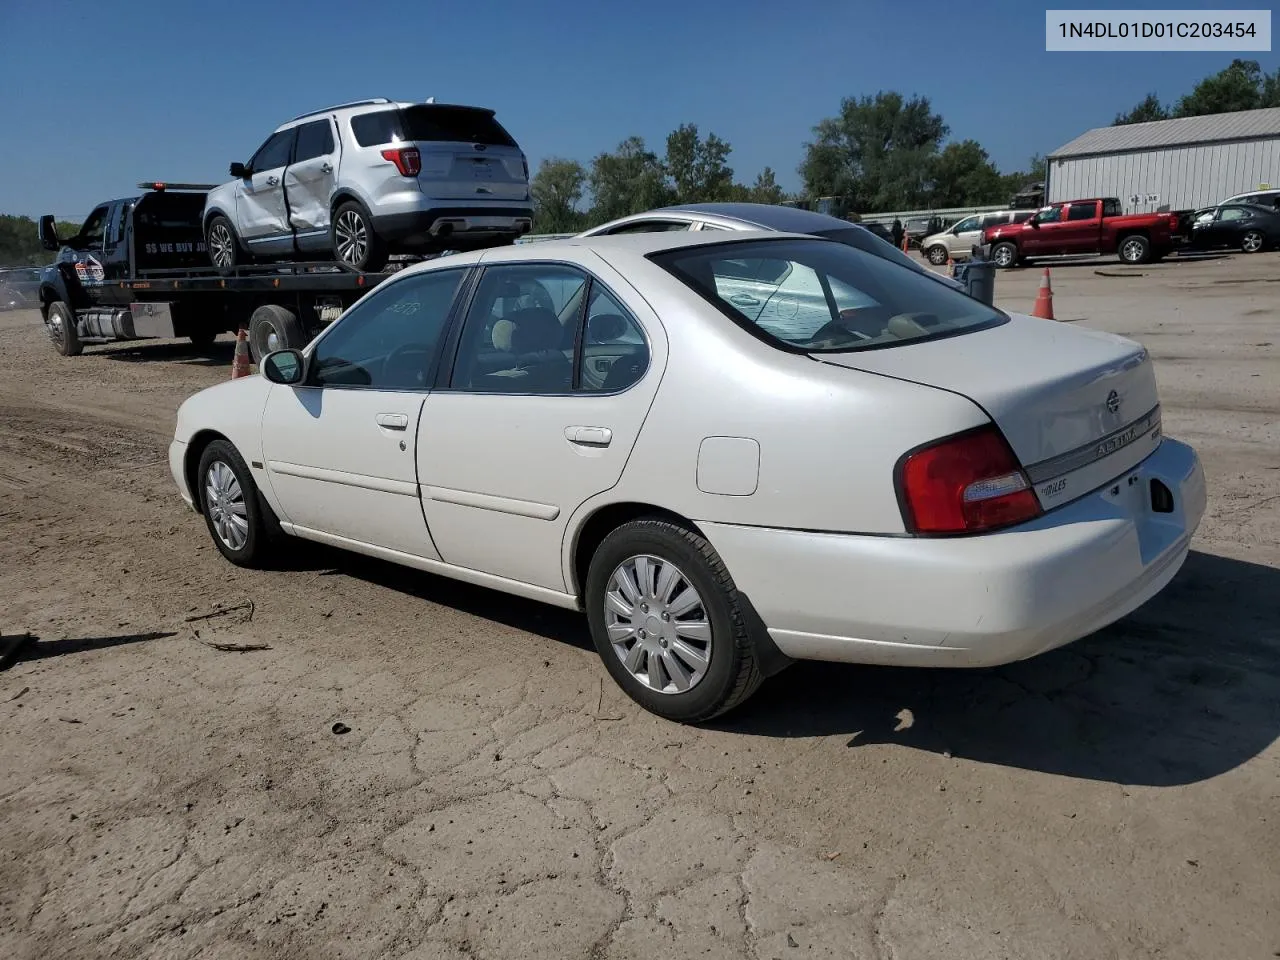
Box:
372, 204, 534, 245
703, 437, 1206, 668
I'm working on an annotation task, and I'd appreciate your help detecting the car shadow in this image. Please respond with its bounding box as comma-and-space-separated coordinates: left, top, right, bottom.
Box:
98, 341, 234, 367
714, 550, 1279, 787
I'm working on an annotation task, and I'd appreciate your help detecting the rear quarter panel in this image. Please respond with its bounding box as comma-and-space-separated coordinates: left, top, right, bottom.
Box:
568, 252, 991, 539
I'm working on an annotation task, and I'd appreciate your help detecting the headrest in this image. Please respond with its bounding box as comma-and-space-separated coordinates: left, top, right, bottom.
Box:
587, 313, 628, 343
506, 307, 563, 355
491, 317, 516, 352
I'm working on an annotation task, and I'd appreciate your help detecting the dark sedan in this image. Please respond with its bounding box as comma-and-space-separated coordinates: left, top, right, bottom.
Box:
1188, 203, 1280, 254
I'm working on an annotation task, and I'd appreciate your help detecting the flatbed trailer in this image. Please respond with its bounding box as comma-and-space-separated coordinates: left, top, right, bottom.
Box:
35, 182, 414, 362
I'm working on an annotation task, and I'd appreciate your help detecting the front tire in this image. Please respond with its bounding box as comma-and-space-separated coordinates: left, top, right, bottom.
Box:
207, 216, 244, 276
1241, 230, 1264, 254
925, 245, 949, 266
991, 242, 1018, 269
196, 439, 279, 568
584, 519, 763, 723
47, 301, 83, 357
331, 202, 388, 273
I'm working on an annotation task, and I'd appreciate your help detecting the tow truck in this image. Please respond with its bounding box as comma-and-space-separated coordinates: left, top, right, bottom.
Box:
35, 181, 409, 361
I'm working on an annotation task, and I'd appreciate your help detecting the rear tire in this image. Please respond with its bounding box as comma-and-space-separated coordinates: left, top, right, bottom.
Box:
331, 201, 388, 273
584, 519, 764, 723
196, 439, 280, 568
206, 215, 244, 276
1241, 230, 1264, 254
991, 242, 1018, 269
1117, 234, 1151, 264
47, 301, 83, 357
247, 304, 306, 365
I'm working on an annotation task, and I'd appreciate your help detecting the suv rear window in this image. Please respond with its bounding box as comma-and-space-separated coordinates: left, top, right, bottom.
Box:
651, 237, 1006, 354
351, 106, 517, 148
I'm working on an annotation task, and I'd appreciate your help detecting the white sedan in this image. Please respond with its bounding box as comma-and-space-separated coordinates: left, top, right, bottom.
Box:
169, 230, 1206, 722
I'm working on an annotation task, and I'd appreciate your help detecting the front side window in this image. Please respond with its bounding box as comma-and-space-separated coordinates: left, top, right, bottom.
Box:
450, 263, 649, 394
294, 119, 335, 162
77, 206, 109, 249
651, 237, 1005, 354
308, 268, 465, 389
250, 130, 294, 172
1035, 205, 1064, 224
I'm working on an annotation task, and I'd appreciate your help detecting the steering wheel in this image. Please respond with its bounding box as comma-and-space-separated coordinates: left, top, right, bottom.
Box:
381, 341, 434, 389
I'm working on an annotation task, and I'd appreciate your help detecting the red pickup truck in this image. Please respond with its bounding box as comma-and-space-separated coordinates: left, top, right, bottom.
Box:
983, 197, 1181, 268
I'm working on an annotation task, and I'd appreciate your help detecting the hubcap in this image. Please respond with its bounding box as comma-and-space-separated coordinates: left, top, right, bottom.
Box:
48, 308, 65, 346
252, 320, 280, 359
335, 210, 368, 266
928, 247, 947, 265
1122, 240, 1143, 262
204, 460, 249, 551
209, 223, 234, 268
605, 555, 712, 694
1243, 232, 1262, 252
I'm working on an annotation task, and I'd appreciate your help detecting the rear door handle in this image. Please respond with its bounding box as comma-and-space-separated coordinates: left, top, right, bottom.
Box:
321, 162, 333, 174
376, 413, 409, 431
565, 425, 612, 446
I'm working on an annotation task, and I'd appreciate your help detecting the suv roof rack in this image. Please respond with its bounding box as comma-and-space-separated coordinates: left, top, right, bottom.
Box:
136, 181, 218, 192
288, 98, 392, 122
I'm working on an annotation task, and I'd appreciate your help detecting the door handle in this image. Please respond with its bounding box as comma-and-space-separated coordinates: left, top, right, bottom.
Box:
565, 425, 612, 446
321, 163, 333, 174
375, 413, 409, 431
266, 175, 280, 186
728, 293, 759, 306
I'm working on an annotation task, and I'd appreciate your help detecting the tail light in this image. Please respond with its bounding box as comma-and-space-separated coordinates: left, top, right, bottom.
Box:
896, 425, 1042, 535
381, 146, 421, 177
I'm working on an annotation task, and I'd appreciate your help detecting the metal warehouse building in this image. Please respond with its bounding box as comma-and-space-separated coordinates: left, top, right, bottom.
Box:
1046, 106, 1280, 214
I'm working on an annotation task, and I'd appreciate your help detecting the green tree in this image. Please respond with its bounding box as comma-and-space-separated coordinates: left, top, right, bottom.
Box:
1114, 93, 1170, 125
799, 91, 949, 212
748, 167, 785, 205
930, 140, 1005, 206
1175, 58, 1268, 116
0, 214, 82, 266
587, 137, 672, 225
664, 123, 735, 203
530, 157, 587, 233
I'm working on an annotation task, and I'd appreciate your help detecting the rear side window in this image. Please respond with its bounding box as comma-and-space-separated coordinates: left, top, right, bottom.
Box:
294, 119, 335, 162
351, 106, 517, 148
1067, 202, 1097, 221
1102, 198, 1122, 217
651, 238, 1005, 354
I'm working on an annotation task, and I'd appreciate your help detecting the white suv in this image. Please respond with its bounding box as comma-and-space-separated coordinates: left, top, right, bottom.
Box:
202, 98, 533, 274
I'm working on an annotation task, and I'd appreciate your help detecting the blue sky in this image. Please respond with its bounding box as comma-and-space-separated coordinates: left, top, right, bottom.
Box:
1, 0, 1275, 220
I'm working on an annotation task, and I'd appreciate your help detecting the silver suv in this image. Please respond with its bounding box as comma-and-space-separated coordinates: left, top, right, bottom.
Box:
202, 98, 533, 274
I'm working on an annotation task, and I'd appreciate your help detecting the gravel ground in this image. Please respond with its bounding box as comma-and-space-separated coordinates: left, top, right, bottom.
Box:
1, 250, 1277, 960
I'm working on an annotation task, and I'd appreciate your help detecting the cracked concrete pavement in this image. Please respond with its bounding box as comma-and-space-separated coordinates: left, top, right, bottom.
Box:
1, 250, 1278, 959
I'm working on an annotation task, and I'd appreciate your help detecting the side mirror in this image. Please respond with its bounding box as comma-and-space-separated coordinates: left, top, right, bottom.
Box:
229, 162, 249, 179
37, 215, 60, 251
261, 349, 305, 385
1029, 219, 1040, 229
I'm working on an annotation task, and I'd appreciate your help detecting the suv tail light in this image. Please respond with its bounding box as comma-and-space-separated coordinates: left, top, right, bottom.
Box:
381, 146, 421, 177
897, 425, 1042, 535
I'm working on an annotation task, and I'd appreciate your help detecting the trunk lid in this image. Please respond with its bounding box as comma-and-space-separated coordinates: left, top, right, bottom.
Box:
396, 104, 529, 202
814, 313, 1163, 511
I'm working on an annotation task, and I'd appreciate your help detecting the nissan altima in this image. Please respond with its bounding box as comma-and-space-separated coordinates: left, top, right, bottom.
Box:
168, 230, 1206, 722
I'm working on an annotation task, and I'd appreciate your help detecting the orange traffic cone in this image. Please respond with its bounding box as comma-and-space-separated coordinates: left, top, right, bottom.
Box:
231, 327, 251, 379
1031, 267, 1055, 320
901, 231, 910, 253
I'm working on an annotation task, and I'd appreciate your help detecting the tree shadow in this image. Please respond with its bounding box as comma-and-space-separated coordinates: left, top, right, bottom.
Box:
714, 550, 1280, 787
98, 341, 234, 367
3, 631, 177, 669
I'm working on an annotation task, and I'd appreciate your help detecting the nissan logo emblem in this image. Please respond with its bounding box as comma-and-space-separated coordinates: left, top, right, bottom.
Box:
1105, 390, 1121, 414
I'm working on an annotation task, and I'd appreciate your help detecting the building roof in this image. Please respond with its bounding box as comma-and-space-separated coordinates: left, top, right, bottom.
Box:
1048, 107, 1280, 159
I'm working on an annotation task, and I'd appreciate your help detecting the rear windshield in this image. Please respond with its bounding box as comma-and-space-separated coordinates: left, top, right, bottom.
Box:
649, 237, 1006, 354
134, 192, 205, 229
814, 226, 926, 274
351, 106, 517, 148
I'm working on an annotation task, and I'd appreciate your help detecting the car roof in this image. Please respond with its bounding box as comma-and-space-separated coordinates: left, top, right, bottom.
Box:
637, 202, 871, 234
495, 228, 815, 259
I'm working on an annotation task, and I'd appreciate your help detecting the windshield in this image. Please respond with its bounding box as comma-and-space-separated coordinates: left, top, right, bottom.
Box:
649, 237, 1006, 354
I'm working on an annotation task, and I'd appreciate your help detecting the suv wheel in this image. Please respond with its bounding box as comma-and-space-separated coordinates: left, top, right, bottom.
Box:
331, 202, 388, 273
207, 216, 243, 275
990, 242, 1018, 269
1118, 234, 1150, 264
925, 245, 949, 266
